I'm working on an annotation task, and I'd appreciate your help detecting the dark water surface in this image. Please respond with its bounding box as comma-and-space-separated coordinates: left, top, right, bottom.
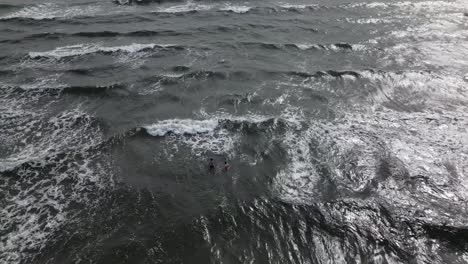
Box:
1, 0, 468, 263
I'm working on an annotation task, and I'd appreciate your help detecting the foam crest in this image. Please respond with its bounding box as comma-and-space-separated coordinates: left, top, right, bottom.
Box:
346, 1, 461, 10
292, 43, 355, 51
277, 3, 317, 10
154, 3, 213, 13
153, 2, 252, 14
0, 3, 118, 20
219, 5, 251, 13
145, 119, 219, 136
28, 43, 167, 59
144, 115, 272, 156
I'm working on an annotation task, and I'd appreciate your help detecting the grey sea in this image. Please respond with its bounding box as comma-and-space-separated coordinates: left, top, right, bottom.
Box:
0, 0, 468, 263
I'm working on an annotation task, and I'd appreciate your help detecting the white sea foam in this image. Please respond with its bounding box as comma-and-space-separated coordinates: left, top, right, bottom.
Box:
144, 115, 272, 156
273, 103, 468, 208
145, 118, 232, 156
277, 3, 317, 10
0, 3, 125, 20
17, 74, 65, 90
28, 43, 166, 59
295, 43, 316, 50
345, 17, 395, 24
219, 5, 252, 13
291, 42, 363, 52
154, 3, 213, 13
145, 119, 219, 136
144, 114, 273, 137
346, 0, 463, 10
329, 109, 468, 205
0, 108, 112, 263
360, 70, 468, 110
273, 126, 321, 202
154, 2, 252, 14
268, 67, 468, 206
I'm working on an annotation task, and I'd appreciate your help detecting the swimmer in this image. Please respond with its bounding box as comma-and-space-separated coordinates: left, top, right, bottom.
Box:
209, 158, 215, 173
223, 161, 230, 172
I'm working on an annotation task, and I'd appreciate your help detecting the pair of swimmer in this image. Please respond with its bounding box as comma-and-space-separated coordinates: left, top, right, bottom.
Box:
209, 158, 230, 173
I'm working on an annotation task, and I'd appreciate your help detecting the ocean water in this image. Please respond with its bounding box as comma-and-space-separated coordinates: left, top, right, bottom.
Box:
0, 0, 467, 263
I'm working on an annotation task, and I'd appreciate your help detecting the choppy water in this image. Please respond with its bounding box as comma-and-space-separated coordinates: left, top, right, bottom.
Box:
0, 0, 467, 263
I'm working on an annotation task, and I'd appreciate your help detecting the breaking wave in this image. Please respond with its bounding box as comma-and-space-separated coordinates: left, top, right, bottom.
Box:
28, 43, 181, 59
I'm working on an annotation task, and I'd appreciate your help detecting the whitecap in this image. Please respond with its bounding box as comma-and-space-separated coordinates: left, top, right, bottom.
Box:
154, 3, 213, 13
28, 43, 167, 59
295, 43, 318, 50
144, 115, 273, 156
277, 3, 317, 10
0, 2, 122, 20
144, 119, 219, 136
219, 5, 251, 14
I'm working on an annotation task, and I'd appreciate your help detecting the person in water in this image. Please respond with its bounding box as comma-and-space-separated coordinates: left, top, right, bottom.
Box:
209, 158, 215, 173
223, 161, 230, 172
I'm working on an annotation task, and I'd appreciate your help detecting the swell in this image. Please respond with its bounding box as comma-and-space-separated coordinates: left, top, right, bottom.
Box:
148, 69, 363, 82
80, 116, 287, 150
27, 43, 186, 60
1, 25, 318, 44
5, 69, 435, 95
7, 40, 356, 61
142, 70, 253, 84
1, 3, 325, 23
1, 70, 364, 94
0, 4, 19, 9
271, 69, 362, 79
240, 42, 355, 51
0, 30, 181, 44
73, 30, 180, 37
1, 84, 126, 97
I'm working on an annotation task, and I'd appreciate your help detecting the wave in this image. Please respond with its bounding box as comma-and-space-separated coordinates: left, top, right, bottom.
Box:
137, 115, 290, 157
28, 43, 182, 59
150, 3, 324, 14
346, 0, 467, 12
1, 3, 90, 20
2, 83, 129, 97
278, 70, 361, 79
74, 30, 180, 37
219, 5, 252, 14
144, 119, 219, 136
9, 0, 456, 22
293, 43, 355, 51
0, 30, 181, 44
151, 3, 253, 14
144, 70, 252, 84
238, 42, 357, 51
143, 115, 278, 136
63, 84, 127, 95
114, 0, 184, 5
0, 3, 128, 21
276, 3, 318, 10
0, 4, 315, 22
